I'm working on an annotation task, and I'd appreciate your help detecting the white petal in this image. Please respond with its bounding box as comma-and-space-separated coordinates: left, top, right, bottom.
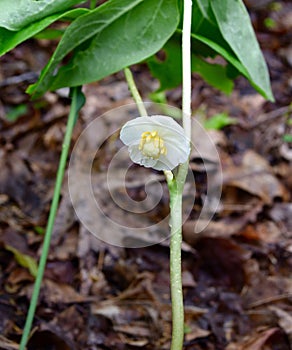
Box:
128, 145, 142, 162
165, 139, 190, 164
140, 157, 157, 168
120, 115, 190, 171
120, 117, 157, 145
128, 145, 157, 168
152, 155, 177, 171
149, 115, 187, 139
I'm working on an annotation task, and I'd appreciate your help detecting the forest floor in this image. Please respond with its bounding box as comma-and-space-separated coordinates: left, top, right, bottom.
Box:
0, 1, 291, 349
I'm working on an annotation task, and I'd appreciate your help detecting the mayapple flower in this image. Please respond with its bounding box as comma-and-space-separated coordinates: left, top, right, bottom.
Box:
120, 115, 190, 171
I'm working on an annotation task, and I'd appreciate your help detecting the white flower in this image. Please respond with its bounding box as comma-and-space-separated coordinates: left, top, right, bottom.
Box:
120, 115, 190, 171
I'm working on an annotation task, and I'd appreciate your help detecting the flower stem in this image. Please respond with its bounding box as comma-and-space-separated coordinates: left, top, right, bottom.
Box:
19, 87, 82, 350
182, 0, 192, 140
124, 67, 148, 117
169, 183, 183, 349
167, 161, 188, 350
168, 1, 192, 349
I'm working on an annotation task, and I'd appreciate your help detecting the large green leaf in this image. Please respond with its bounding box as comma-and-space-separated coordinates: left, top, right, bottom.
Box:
148, 38, 233, 94
0, 8, 89, 56
148, 0, 273, 100
28, 0, 179, 98
0, 0, 85, 31
191, 33, 248, 78
211, 0, 274, 101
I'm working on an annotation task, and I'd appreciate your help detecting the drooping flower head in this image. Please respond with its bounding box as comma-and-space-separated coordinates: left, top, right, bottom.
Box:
120, 115, 190, 171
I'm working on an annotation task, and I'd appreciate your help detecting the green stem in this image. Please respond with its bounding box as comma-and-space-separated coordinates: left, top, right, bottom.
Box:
168, 162, 188, 350
19, 87, 80, 350
124, 67, 148, 117
90, 0, 97, 10
169, 184, 183, 349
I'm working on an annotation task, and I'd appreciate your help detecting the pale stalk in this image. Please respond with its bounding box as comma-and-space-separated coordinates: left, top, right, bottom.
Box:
169, 1, 192, 349
182, 0, 192, 140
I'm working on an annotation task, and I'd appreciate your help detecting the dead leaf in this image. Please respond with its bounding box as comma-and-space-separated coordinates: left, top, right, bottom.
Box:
269, 203, 292, 235
185, 325, 210, 342
223, 150, 288, 205
5, 268, 34, 293
183, 218, 245, 244
269, 306, 292, 343
21, 279, 85, 304
194, 237, 250, 290
27, 328, 75, 350
0, 152, 42, 218
239, 220, 282, 243
182, 270, 197, 288
0, 335, 19, 350
92, 300, 162, 344
191, 122, 226, 163
226, 328, 285, 350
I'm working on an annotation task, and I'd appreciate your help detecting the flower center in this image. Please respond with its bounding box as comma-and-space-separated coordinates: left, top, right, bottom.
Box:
138, 130, 167, 159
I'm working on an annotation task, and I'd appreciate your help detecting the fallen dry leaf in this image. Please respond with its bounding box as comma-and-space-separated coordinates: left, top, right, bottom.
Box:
194, 237, 250, 290
0, 335, 19, 350
226, 327, 287, 350
21, 279, 85, 305
269, 306, 292, 344
223, 150, 288, 205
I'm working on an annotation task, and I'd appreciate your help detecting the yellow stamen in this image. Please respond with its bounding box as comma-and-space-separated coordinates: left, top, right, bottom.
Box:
139, 130, 167, 159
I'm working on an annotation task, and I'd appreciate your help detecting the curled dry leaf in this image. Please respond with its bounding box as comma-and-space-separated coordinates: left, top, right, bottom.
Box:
21, 279, 85, 304
91, 301, 161, 346
223, 150, 288, 205
269, 306, 292, 341
226, 327, 289, 350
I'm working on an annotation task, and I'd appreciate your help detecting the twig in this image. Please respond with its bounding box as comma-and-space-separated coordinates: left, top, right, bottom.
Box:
247, 293, 292, 309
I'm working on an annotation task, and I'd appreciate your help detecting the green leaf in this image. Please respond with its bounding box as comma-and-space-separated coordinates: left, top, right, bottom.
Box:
191, 33, 248, 78
5, 104, 28, 122
147, 39, 183, 92
195, 0, 211, 21
34, 28, 65, 40
5, 245, 38, 277
210, 0, 274, 101
148, 37, 233, 94
28, 0, 179, 98
204, 112, 236, 130
0, 8, 89, 57
264, 17, 277, 30
33, 226, 45, 235
283, 134, 292, 143
192, 56, 233, 94
0, 0, 85, 31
